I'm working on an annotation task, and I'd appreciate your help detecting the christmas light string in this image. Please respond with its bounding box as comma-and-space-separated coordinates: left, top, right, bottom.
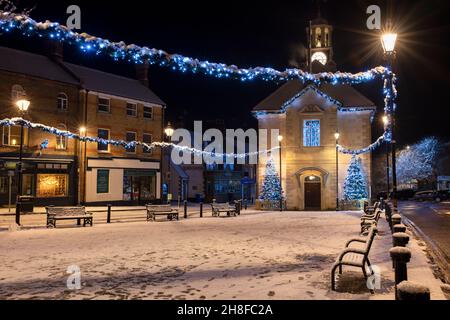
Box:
0, 118, 279, 159
0, 11, 398, 155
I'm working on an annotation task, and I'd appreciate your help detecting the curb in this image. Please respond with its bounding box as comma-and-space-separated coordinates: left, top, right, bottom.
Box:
402, 215, 450, 284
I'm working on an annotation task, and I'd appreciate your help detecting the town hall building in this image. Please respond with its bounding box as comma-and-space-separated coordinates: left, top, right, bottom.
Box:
253, 16, 376, 210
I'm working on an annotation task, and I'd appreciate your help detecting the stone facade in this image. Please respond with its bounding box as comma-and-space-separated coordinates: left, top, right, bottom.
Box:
256, 88, 373, 211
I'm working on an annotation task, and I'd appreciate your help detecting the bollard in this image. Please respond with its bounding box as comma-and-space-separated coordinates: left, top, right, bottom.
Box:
235, 200, 241, 216
392, 213, 402, 226
393, 224, 407, 234
397, 281, 430, 300
389, 247, 412, 299
107, 204, 112, 224
393, 232, 410, 247
184, 200, 188, 219
200, 202, 203, 218
244, 198, 248, 210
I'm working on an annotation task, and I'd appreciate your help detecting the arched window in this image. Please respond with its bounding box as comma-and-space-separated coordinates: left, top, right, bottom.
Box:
56, 124, 68, 150
315, 27, 322, 47
11, 84, 26, 102
57, 93, 68, 111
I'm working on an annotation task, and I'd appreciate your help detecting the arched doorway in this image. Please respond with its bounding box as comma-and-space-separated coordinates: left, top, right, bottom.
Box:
304, 175, 321, 210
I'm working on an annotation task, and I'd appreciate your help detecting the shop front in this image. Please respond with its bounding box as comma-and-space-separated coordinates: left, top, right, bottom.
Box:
85, 158, 161, 205
0, 157, 77, 207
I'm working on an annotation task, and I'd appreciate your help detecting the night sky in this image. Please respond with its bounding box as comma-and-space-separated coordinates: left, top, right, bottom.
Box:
2, 0, 450, 146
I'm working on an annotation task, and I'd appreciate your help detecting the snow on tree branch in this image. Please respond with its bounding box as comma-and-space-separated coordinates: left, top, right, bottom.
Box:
397, 137, 440, 185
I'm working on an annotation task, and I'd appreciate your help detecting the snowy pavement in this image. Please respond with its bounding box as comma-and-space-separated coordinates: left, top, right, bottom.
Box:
0, 211, 446, 300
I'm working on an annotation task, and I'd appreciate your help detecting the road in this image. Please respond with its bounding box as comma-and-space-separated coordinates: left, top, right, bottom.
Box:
399, 201, 450, 265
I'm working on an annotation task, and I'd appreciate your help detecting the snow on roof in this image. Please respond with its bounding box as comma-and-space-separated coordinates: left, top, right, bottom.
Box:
0, 46, 79, 85
0, 46, 165, 106
253, 79, 376, 112
64, 63, 166, 106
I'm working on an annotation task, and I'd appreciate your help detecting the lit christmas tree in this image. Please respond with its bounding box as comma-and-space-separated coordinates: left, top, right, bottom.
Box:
343, 156, 368, 200
259, 157, 284, 201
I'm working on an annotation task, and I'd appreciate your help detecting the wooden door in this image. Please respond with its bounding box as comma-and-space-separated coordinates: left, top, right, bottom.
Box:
305, 182, 321, 210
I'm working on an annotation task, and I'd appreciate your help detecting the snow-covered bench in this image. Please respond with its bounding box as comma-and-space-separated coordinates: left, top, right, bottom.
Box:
211, 203, 237, 217
46, 206, 93, 228
146, 205, 179, 221
360, 207, 383, 234
331, 226, 378, 291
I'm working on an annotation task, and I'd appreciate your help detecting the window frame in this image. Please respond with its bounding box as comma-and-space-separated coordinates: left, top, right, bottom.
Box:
97, 97, 111, 113
97, 128, 110, 153
143, 105, 153, 120
2, 126, 28, 147
125, 131, 137, 154
143, 133, 153, 154
126, 102, 138, 117
55, 124, 68, 150
303, 119, 321, 147
57, 92, 69, 112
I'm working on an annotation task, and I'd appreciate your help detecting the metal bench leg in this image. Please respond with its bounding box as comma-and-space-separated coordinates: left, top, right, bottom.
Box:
77, 218, 81, 226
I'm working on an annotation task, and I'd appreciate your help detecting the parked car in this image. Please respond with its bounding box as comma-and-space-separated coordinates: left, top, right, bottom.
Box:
396, 189, 416, 200
413, 190, 450, 202
413, 190, 435, 202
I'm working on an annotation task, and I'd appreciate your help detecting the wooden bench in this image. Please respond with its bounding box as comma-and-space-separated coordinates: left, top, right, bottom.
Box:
211, 203, 237, 217
331, 226, 378, 291
146, 204, 179, 221
46, 206, 93, 228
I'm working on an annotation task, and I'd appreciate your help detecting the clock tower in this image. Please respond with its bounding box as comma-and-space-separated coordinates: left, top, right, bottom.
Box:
306, 14, 336, 73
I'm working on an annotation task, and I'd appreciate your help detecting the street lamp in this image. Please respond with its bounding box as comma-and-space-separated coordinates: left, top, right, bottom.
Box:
382, 116, 390, 199
381, 30, 398, 208
78, 126, 87, 205
277, 135, 283, 212
334, 132, 340, 211
15, 99, 30, 226
164, 122, 174, 204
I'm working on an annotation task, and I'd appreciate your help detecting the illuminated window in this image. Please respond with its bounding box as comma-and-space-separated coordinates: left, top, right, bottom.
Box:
56, 124, 67, 150
57, 93, 68, 111
2, 126, 28, 146
11, 84, 26, 101
36, 174, 68, 198
303, 120, 321, 147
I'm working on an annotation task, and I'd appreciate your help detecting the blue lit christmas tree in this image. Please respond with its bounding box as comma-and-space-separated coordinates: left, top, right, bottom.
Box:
343, 156, 368, 200
259, 157, 284, 201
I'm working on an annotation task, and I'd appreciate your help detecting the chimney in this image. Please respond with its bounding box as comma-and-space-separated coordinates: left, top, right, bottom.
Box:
136, 59, 149, 87
43, 39, 64, 62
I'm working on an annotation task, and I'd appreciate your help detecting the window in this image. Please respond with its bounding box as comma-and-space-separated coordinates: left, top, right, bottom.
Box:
303, 120, 321, 147
56, 124, 67, 150
57, 93, 68, 111
126, 103, 137, 117
125, 132, 136, 153
0, 177, 8, 194
36, 174, 68, 198
143, 105, 153, 119
11, 84, 26, 101
97, 129, 110, 152
2, 126, 28, 146
97, 169, 110, 194
98, 97, 110, 113
143, 133, 152, 154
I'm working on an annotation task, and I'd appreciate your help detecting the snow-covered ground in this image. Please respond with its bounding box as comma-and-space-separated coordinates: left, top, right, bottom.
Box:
0, 211, 446, 300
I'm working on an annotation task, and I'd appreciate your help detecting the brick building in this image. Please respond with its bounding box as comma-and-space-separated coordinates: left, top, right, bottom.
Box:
0, 45, 165, 206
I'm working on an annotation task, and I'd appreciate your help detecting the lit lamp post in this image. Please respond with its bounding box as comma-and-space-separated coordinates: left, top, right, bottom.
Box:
15, 99, 30, 226
381, 31, 398, 208
277, 135, 283, 212
382, 116, 390, 199
78, 126, 86, 205
334, 132, 340, 211
164, 122, 174, 204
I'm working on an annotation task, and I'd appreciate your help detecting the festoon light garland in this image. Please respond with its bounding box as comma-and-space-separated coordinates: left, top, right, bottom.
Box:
0, 11, 397, 155
0, 118, 279, 159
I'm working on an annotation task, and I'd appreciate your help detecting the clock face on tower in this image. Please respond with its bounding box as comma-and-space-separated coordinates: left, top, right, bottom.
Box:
311, 52, 327, 65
